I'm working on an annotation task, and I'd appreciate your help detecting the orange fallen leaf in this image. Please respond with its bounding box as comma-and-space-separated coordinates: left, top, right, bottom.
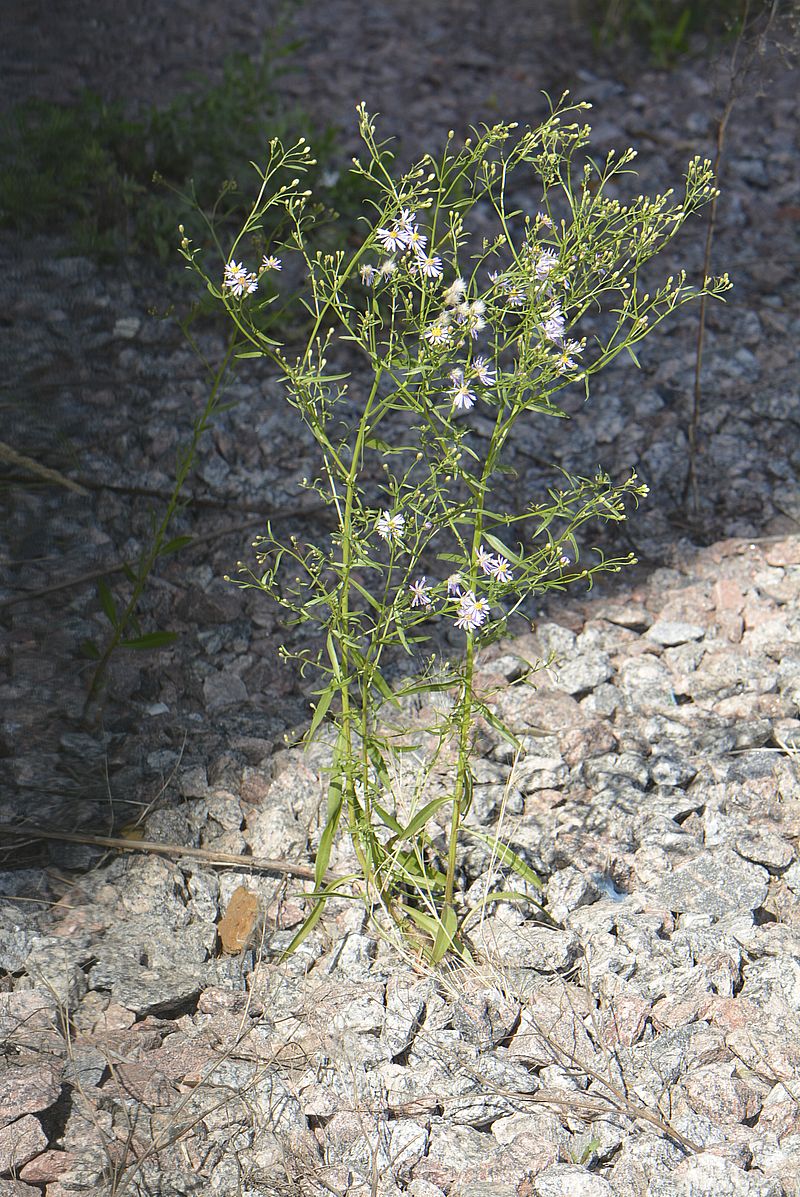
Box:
218, 885, 260, 954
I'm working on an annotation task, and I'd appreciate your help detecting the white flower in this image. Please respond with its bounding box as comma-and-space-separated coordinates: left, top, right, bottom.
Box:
223, 260, 258, 297
446, 572, 464, 596
395, 208, 417, 235
534, 250, 559, 279
555, 338, 583, 373
405, 226, 428, 255
470, 299, 486, 317
360, 264, 377, 285
505, 284, 526, 308
472, 356, 496, 386
541, 303, 566, 343
537, 211, 554, 229
409, 577, 432, 607
489, 555, 513, 583
376, 510, 405, 542
415, 251, 444, 279
443, 277, 467, 306
476, 544, 496, 575
454, 591, 490, 631
450, 381, 477, 411
261, 255, 282, 272
376, 224, 408, 252
423, 318, 451, 346
379, 258, 397, 278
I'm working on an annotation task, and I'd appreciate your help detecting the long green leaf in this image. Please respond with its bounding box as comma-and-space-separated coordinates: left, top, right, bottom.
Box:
395, 795, 452, 843
97, 579, 118, 628
121, 631, 179, 650
467, 830, 544, 891
307, 683, 335, 740
431, 904, 459, 964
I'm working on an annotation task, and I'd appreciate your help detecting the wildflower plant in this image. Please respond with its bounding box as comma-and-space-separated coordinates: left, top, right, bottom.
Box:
182, 96, 730, 961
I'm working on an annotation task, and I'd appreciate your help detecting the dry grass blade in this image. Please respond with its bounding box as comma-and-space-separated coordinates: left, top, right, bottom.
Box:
0, 822, 344, 885
0, 439, 89, 494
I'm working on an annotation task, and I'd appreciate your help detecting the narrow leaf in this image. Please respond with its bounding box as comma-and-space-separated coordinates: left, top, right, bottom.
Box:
467, 830, 544, 891
160, 535, 193, 557
430, 904, 459, 964
307, 684, 335, 740
120, 631, 178, 650
97, 580, 118, 628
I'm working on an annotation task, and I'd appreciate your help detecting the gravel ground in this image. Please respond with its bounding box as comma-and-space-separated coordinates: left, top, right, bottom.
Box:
1, 4, 800, 1195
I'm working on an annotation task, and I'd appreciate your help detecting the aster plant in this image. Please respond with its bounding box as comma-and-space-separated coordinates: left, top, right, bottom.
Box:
182, 97, 730, 961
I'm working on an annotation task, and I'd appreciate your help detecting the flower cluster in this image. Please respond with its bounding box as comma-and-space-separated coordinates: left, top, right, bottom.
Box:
403, 541, 515, 633
374, 208, 443, 280
446, 353, 496, 412
223, 259, 258, 297
222, 254, 282, 298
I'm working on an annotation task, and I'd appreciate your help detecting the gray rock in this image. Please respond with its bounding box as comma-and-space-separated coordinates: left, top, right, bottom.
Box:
87, 954, 205, 1017
647, 620, 706, 646
533, 1163, 614, 1196
649, 1153, 783, 1196
734, 828, 795, 870
0, 1063, 62, 1128
554, 652, 613, 695
476, 917, 580, 972
606, 1133, 685, 1197
0, 1115, 48, 1175
202, 670, 248, 709
649, 847, 769, 917
381, 974, 428, 1058
649, 755, 697, 788
19, 934, 92, 1009
616, 655, 676, 710
0, 909, 34, 974
546, 866, 599, 922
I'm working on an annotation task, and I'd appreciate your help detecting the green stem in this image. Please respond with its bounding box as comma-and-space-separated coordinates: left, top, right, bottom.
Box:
83, 333, 237, 718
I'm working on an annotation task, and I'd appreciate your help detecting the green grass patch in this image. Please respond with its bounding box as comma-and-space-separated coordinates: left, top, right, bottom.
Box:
0, 43, 371, 263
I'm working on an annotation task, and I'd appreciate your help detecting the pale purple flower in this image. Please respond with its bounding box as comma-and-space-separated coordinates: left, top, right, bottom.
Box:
446, 572, 464, 596
223, 260, 258, 297
454, 591, 490, 631
409, 577, 432, 607
489, 555, 513, 583
541, 303, 566, 343
472, 356, 496, 386
423, 318, 451, 346
376, 510, 405, 542
476, 544, 497, 575
395, 208, 417, 236
360, 264, 377, 286
450, 380, 477, 411
467, 313, 486, 339
534, 250, 559, 279
555, 339, 583, 374
261, 255, 282, 272
505, 284, 526, 308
